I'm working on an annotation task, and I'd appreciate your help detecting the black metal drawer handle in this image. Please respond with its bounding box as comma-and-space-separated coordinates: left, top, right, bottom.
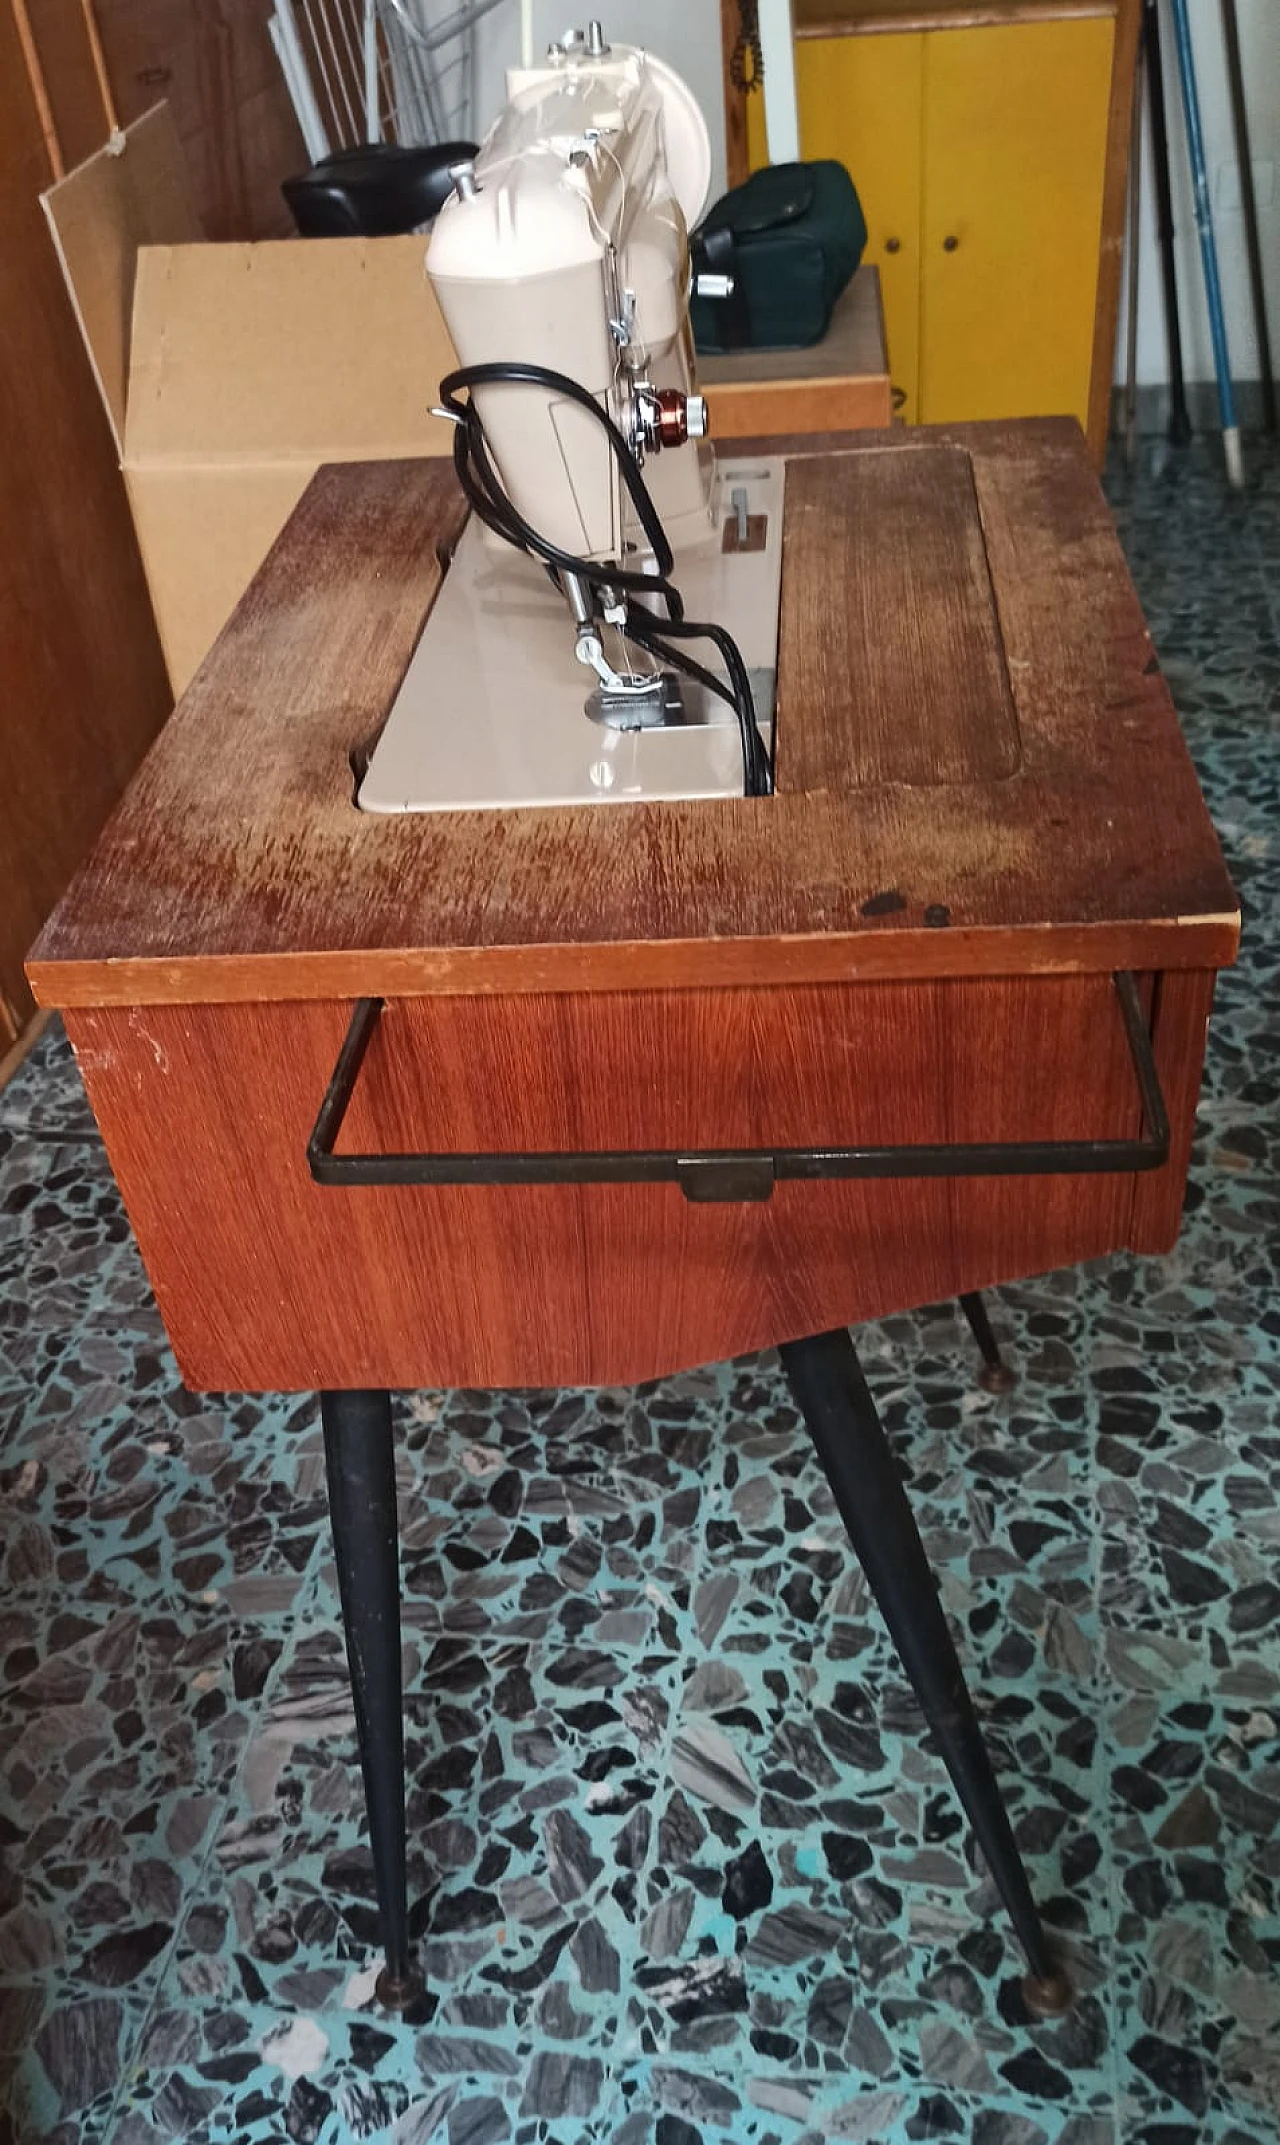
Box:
307, 973, 1169, 1204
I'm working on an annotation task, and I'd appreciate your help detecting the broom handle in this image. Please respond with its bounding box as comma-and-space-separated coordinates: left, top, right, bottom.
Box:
1220, 0, 1275, 432
1169, 0, 1243, 486
79, 0, 119, 135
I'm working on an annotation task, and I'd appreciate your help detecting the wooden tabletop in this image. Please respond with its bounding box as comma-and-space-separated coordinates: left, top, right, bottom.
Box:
29, 419, 1237, 1010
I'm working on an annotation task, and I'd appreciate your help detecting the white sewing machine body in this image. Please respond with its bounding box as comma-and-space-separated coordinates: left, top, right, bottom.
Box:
359, 26, 782, 815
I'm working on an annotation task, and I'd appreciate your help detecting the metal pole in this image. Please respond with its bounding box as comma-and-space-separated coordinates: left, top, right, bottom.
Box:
364, 0, 381, 139
1220, 0, 1275, 432
1143, 0, 1191, 444
1168, 0, 1243, 486
321, 1388, 421, 2010
270, 1, 332, 163
779, 1329, 1072, 2016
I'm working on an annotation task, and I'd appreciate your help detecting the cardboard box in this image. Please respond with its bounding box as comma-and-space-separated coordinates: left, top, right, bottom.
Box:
44, 105, 457, 694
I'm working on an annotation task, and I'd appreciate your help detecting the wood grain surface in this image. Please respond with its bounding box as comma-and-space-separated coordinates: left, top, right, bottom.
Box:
65, 965, 1199, 1390
0, 1, 171, 1033
720, 0, 750, 189
1088, 0, 1142, 463
92, 0, 305, 239
28, 422, 1238, 1011
704, 374, 894, 438
777, 444, 1021, 788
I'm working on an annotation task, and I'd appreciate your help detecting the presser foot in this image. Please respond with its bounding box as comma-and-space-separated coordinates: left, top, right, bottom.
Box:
586, 670, 684, 730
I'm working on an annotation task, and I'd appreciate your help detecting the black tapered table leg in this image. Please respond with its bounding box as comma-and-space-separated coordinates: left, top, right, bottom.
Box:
959, 1291, 1017, 1394
778, 1330, 1072, 2017
320, 1387, 422, 2009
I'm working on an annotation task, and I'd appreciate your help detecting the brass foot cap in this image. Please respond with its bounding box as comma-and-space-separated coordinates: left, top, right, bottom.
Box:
978, 1361, 1018, 1395
1021, 1967, 1075, 2019
376, 1965, 424, 2012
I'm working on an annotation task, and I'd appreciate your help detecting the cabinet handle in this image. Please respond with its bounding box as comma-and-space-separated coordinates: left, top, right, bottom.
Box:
884, 236, 901, 254
306, 977, 1170, 1199
943, 234, 960, 253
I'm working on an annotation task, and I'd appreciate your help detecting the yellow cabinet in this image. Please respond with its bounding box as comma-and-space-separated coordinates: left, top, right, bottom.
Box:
740, 0, 1136, 456
918, 18, 1114, 426
794, 29, 925, 417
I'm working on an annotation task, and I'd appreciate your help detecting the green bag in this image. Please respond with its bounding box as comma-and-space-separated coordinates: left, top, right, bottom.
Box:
690, 160, 867, 354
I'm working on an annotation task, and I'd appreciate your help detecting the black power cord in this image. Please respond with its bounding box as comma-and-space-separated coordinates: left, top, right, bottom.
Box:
436, 360, 772, 797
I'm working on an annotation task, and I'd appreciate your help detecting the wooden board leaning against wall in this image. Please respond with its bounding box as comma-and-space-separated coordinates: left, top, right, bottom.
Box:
720, 0, 1141, 462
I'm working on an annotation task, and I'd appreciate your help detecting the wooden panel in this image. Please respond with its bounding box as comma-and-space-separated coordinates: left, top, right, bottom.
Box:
704, 373, 892, 437
1087, 0, 1141, 463
27, 428, 1239, 1010
919, 17, 1114, 429
0, 0, 171, 1030
65, 968, 1182, 1390
777, 446, 1021, 788
92, 0, 304, 239
720, 0, 750, 188
796, 29, 923, 418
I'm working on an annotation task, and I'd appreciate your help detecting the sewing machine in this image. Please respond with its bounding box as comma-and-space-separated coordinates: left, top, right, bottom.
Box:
359, 22, 783, 814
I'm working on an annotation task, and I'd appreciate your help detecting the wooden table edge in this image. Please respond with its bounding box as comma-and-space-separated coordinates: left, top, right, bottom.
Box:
28, 913, 1241, 1011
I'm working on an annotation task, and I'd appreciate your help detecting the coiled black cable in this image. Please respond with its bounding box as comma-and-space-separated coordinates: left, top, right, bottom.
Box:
436, 360, 772, 796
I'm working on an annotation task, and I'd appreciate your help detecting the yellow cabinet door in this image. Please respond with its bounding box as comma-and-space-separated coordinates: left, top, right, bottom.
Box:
919, 17, 1115, 428
795, 33, 924, 420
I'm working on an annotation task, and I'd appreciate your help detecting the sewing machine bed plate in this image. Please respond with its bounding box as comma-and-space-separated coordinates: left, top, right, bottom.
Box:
358, 459, 784, 812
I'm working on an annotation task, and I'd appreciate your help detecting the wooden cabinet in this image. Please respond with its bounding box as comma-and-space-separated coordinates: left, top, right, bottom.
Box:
732, 0, 1138, 459
30, 431, 1237, 1390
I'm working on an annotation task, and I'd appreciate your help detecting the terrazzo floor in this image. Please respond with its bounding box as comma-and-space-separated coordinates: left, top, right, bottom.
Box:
2, 434, 1279, 2145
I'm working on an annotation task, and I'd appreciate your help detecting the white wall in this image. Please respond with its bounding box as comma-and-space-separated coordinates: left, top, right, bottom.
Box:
1119, 0, 1279, 386
472, 5, 728, 206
